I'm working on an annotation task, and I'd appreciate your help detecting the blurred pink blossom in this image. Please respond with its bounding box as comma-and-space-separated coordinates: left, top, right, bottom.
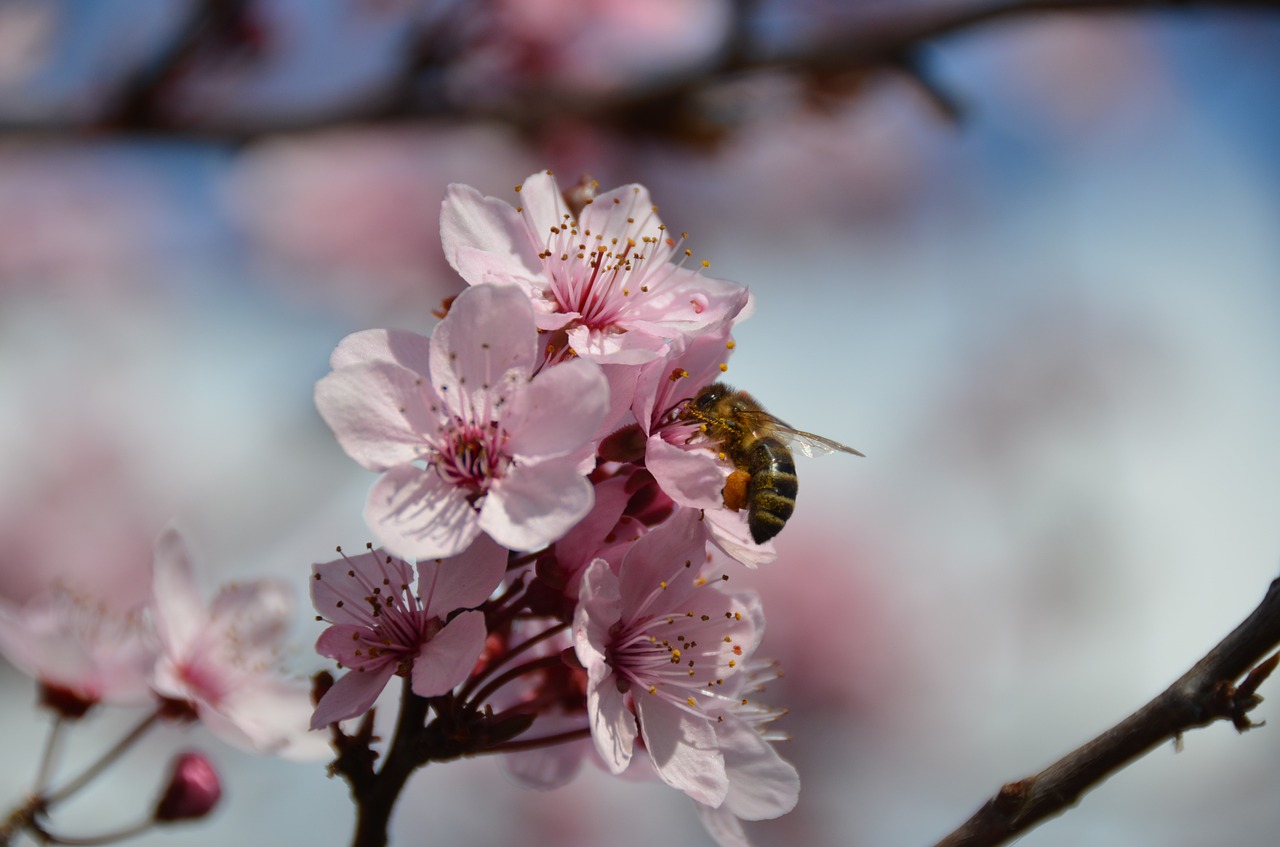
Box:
150, 528, 321, 759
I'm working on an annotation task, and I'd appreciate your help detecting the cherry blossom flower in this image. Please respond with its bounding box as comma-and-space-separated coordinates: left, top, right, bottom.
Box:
149, 529, 322, 760
309, 536, 507, 728
693, 662, 800, 846
631, 322, 778, 567
315, 283, 610, 560
572, 508, 765, 806
0, 586, 157, 712
440, 171, 751, 364
153, 752, 223, 823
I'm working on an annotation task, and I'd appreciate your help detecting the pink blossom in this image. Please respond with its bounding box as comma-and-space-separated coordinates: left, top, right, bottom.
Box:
0, 585, 157, 711
440, 171, 751, 364
572, 508, 764, 806
149, 529, 322, 759
631, 324, 777, 567
315, 283, 610, 560
309, 535, 506, 728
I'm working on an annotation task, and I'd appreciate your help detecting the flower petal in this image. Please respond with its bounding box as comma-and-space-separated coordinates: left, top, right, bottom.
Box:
645, 435, 726, 509
150, 527, 206, 658
637, 696, 727, 807
479, 459, 593, 552
417, 534, 507, 617
311, 551, 415, 626
715, 714, 800, 820
412, 609, 486, 697
428, 284, 537, 421
365, 464, 480, 560
440, 183, 542, 284
504, 358, 609, 460
315, 362, 440, 472
329, 328, 432, 373
310, 663, 397, 729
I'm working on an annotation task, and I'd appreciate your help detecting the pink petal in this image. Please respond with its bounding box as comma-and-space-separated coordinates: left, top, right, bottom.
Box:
411, 609, 486, 697
440, 183, 542, 284
150, 527, 206, 658
417, 534, 507, 618
212, 676, 331, 760
311, 552, 415, 625
329, 328, 432, 373
637, 696, 727, 807
715, 715, 800, 820
574, 559, 634, 775
315, 624, 394, 670
578, 182, 665, 247
428, 284, 537, 421
315, 362, 441, 472
617, 508, 706, 615
553, 474, 632, 571
704, 510, 777, 568
504, 358, 609, 460
479, 459, 593, 552
587, 663, 636, 776
694, 804, 750, 847
564, 324, 669, 365
645, 435, 726, 509
513, 171, 570, 248
310, 662, 397, 729
365, 464, 480, 561
206, 579, 292, 654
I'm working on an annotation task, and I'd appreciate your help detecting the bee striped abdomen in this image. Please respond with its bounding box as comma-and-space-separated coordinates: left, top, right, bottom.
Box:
745, 435, 798, 544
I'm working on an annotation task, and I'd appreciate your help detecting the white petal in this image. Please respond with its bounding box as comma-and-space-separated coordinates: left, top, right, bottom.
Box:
315, 362, 440, 472
479, 460, 593, 552
440, 183, 542, 284
329, 328, 432, 373
428, 284, 536, 421
504, 358, 608, 460
638, 696, 727, 807
715, 715, 800, 820
365, 465, 480, 561
150, 527, 206, 658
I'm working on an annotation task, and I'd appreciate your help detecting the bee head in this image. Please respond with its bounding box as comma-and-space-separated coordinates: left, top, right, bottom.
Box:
690, 382, 731, 413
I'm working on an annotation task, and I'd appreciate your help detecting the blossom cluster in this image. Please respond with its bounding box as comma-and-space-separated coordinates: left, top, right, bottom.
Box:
312, 172, 800, 844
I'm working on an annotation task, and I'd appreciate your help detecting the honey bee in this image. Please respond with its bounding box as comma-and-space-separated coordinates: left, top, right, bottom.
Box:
680, 382, 863, 544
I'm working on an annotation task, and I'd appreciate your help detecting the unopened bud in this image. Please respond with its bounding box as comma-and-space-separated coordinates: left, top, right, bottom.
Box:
154, 752, 221, 822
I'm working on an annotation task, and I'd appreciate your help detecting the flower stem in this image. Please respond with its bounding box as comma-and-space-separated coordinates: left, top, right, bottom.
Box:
465, 653, 566, 710
34, 715, 66, 794
457, 622, 568, 703
350, 678, 431, 847
44, 710, 160, 807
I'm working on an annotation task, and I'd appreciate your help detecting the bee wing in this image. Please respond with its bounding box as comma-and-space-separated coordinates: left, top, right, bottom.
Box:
738, 409, 865, 458
780, 428, 866, 458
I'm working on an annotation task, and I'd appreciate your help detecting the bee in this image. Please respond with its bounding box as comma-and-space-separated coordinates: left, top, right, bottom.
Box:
680, 382, 864, 544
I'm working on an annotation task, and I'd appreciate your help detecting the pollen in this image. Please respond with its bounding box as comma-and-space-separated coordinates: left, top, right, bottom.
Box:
687, 696, 697, 707
719, 363, 728, 372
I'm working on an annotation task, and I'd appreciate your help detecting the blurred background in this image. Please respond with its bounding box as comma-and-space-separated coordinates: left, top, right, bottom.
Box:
1, 1, 1279, 845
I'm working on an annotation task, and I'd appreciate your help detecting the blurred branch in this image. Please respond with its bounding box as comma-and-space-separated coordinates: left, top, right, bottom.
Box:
930, 575, 1280, 847
6, 0, 1279, 142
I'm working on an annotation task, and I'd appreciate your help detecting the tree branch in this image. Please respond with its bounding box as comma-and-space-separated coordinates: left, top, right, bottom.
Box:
5, 0, 1278, 142
931, 575, 1280, 847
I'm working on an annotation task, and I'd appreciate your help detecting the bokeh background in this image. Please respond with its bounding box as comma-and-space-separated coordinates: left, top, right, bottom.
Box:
1, 1, 1279, 845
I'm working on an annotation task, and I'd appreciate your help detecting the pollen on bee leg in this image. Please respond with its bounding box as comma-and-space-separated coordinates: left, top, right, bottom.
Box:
722, 470, 750, 512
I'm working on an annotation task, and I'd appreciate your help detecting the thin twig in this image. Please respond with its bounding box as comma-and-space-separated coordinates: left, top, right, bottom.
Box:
931, 575, 1280, 847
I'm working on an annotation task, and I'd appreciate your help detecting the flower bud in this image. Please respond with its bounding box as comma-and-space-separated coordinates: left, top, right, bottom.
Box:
153, 752, 221, 822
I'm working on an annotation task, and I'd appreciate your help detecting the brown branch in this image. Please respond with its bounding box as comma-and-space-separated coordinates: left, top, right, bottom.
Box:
931, 575, 1280, 847
4, 0, 1278, 142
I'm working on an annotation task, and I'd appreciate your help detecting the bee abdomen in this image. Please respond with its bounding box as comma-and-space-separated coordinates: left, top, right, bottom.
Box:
745, 436, 798, 544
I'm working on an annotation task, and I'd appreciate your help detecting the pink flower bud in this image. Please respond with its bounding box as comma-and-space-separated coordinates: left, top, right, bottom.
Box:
154, 752, 221, 823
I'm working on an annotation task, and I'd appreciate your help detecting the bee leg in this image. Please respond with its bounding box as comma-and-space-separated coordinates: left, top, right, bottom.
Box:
722, 470, 751, 512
